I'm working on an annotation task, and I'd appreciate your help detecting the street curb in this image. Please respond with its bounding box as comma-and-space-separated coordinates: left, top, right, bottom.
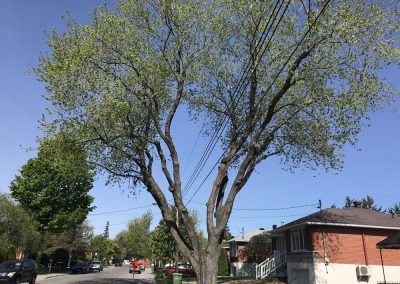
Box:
37, 273, 68, 281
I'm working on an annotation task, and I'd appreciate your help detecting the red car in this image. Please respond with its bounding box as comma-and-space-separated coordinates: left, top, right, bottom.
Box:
164, 264, 196, 278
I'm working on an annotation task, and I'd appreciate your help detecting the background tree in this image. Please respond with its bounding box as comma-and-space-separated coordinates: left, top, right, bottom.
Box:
103, 221, 110, 239
223, 226, 234, 241
52, 221, 93, 262
217, 247, 229, 276
10, 134, 95, 233
241, 233, 272, 263
35, 0, 399, 282
389, 203, 400, 216
90, 235, 113, 261
150, 220, 176, 263
344, 195, 383, 211
150, 208, 204, 263
114, 231, 129, 259
0, 194, 41, 261
123, 211, 152, 259
344, 196, 353, 208
362, 196, 383, 211
110, 242, 123, 264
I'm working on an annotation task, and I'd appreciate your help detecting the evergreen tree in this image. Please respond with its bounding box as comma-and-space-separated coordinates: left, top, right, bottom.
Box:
344, 195, 382, 211
223, 225, 234, 240
388, 203, 400, 216
104, 221, 110, 238
344, 196, 353, 208
217, 247, 229, 276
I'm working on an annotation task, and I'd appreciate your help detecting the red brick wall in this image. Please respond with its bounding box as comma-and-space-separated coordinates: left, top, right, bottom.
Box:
310, 226, 400, 265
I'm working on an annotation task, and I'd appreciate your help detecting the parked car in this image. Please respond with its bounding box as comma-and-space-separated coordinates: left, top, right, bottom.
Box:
89, 260, 103, 272
164, 263, 196, 278
0, 259, 37, 284
71, 262, 90, 274
128, 261, 141, 274
113, 260, 122, 267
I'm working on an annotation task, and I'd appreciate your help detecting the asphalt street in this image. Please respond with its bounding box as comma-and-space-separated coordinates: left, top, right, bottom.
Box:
36, 266, 155, 284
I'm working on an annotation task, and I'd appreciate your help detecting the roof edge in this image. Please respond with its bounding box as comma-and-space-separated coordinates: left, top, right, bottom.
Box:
272, 222, 400, 233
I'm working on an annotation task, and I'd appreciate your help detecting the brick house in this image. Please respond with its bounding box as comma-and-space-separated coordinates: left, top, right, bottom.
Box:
256, 203, 400, 284
225, 228, 268, 276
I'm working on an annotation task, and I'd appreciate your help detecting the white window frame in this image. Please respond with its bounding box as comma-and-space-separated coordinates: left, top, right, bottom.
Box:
291, 227, 306, 252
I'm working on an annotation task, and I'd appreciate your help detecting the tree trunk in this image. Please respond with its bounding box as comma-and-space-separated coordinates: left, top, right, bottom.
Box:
196, 248, 220, 284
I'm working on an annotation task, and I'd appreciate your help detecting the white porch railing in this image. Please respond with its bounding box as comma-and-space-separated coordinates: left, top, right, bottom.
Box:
256, 250, 286, 280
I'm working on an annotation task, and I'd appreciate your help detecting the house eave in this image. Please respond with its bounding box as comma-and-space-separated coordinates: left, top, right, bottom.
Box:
377, 244, 400, 249
271, 222, 400, 234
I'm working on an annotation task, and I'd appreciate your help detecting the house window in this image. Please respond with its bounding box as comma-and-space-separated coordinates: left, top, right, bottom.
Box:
276, 236, 286, 251
291, 228, 305, 251
230, 242, 237, 257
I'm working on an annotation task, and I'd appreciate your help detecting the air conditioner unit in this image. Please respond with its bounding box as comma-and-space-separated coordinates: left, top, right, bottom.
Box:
356, 265, 371, 277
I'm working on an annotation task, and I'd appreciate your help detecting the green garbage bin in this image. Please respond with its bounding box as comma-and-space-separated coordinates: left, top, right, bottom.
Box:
172, 273, 183, 284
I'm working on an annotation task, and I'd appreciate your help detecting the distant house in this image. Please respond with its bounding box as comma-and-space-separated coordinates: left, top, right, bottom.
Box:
256, 202, 400, 284
225, 228, 268, 276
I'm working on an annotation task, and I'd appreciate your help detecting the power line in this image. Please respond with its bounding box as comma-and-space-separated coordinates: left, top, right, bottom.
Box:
230, 214, 310, 219
88, 212, 162, 217
183, 0, 287, 198
186, 0, 332, 205
233, 203, 318, 211
183, 1, 284, 196
184, 0, 291, 202
183, 198, 318, 211
181, 1, 274, 196
88, 204, 156, 216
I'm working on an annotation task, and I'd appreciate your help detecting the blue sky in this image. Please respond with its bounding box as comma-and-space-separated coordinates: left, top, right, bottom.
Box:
1, 1, 399, 239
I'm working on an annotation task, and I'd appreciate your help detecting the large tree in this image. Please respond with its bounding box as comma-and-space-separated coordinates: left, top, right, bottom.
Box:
10, 134, 95, 233
35, 1, 399, 283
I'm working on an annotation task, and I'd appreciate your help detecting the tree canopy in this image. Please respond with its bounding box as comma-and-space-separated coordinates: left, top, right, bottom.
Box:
90, 234, 114, 261
150, 208, 203, 262
52, 221, 94, 261
241, 233, 272, 263
10, 134, 95, 233
0, 194, 41, 262
119, 211, 153, 259
35, 0, 399, 282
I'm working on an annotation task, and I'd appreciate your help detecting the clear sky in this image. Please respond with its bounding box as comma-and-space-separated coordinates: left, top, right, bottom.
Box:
1, 1, 399, 239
